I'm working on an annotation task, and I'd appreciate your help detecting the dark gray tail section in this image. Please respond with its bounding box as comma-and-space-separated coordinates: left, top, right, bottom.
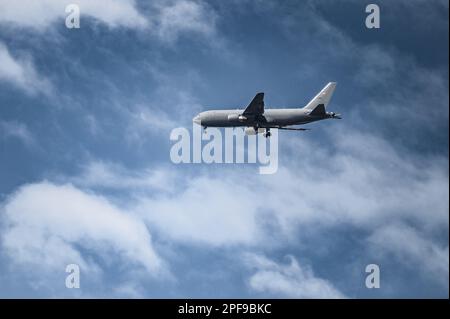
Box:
309, 104, 326, 116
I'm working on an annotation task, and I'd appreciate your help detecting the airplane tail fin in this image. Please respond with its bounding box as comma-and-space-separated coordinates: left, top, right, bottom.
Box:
303, 82, 337, 113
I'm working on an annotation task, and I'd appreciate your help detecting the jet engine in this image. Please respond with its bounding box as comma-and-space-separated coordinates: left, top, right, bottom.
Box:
244, 127, 266, 135
227, 114, 247, 122
244, 127, 256, 135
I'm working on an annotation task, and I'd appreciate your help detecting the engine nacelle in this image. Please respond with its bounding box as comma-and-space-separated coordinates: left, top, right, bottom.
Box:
244, 127, 257, 135
238, 115, 247, 122
227, 114, 247, 122
244, 127, 266, 135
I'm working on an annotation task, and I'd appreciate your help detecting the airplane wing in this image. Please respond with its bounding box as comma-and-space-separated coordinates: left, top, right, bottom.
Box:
243, 92, 264, 116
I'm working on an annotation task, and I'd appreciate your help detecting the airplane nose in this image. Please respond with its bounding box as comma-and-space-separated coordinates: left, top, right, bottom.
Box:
193, 115, 201, 125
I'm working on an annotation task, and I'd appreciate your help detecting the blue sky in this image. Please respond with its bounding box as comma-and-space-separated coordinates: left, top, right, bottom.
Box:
0, 0, 448, 298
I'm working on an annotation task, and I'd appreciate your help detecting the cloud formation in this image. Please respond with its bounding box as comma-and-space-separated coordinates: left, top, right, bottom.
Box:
1, 182, 164, 283
72, 161, 177, 193
0, 120, 35, 147
0, 0, 447, 298
0, 0, 217, 42
0, 113, 447, 297
369, 223, 449, 288
127, 129, 448, 249
0, 0, 148, 29
154, 0, 217, 42
2, 121, 439, 296
0, 42, 52, 95
244, 253, 345, 298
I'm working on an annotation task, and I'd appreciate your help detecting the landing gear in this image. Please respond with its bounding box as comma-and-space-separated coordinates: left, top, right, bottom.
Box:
203, 126, 207, 134
263, 128, 271, 138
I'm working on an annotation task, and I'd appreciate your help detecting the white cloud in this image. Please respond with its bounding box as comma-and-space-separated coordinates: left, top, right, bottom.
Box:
244, 253, 345, 298
356, 45, 396, 87
0, 0, 148, 29
124, 105, 179, 143
279, 130, 449, 230
0, 42, 52, 95
135, 108, 177, 131
0, 120, 35, 147
130, 129, 448, 248
36, 126, 445, 253
72, 161, 177, 193
0, 0, 446, 298
137, 175, 262, 246
154, 0, 217, 42
0, 125, 447, 295
0, 0, 217, 42
1, 182, 164, 280
368, 223, 449, 288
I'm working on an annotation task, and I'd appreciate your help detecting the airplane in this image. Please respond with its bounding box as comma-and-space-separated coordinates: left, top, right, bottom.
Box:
193, 82, 340, 138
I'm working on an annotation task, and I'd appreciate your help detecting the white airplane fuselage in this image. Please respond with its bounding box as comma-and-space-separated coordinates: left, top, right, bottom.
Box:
192, 82, 340, 135
193, 108, 335, 128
